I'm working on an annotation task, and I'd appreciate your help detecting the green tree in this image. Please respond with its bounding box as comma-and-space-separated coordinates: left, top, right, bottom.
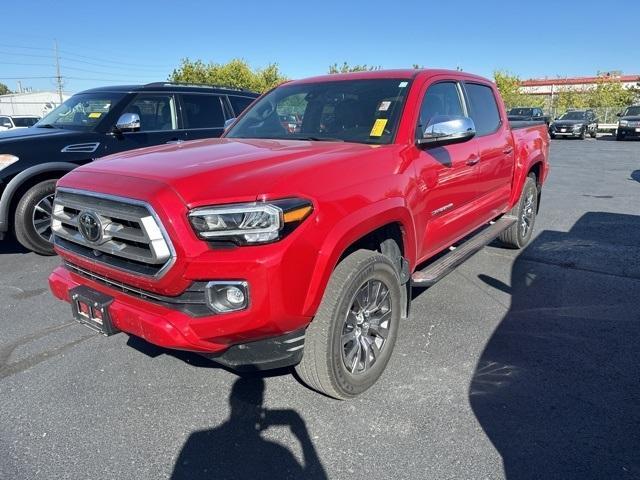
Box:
169, 58, 287, 93
0, 83, 11, 95
328, 62, 381, 74
585, 77, 638, 108
493, 70, 544, 109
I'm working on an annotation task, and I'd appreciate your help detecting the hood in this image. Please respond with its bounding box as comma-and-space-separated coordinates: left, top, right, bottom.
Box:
620, 115, 640, 122
73, 138, 393, 207
0, 126, 81, 142
508, 115, 531, 121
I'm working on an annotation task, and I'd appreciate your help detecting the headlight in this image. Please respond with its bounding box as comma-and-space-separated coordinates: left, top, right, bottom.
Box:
189, 198, 313, 244
572, 123, 583, 130
0, 154, 19, 171
619, 120, 628, 127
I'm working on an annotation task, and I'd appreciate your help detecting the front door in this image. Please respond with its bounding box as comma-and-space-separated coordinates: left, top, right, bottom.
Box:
411, 80, 481, 260
103, 93, 184, 155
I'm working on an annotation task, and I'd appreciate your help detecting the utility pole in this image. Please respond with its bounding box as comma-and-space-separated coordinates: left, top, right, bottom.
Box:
54, 40, 63, 103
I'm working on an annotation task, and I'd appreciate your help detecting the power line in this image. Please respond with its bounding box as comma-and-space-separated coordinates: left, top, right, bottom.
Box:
0, 42, 168, 69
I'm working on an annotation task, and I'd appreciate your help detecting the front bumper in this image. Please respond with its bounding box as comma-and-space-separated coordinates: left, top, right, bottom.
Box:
618, 126, 640, 137
49, 265, 309, 369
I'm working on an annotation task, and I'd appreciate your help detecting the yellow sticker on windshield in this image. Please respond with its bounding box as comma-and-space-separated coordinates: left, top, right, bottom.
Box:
370, 118, 388, 137
88, 112, 102, 119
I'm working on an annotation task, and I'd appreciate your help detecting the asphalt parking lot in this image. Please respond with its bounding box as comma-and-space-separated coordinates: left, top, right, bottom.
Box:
1, 135, 639, 480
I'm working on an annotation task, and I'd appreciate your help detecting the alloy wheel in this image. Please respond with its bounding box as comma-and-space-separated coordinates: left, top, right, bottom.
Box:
341, 279, 392, 375
32, 194, 55, 242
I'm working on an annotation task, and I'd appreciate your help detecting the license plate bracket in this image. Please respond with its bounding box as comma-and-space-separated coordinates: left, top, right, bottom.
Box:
70, 286, 119, 336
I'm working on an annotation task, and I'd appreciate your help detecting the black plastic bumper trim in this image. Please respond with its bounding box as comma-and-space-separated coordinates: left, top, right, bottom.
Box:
204, 328, 306, 371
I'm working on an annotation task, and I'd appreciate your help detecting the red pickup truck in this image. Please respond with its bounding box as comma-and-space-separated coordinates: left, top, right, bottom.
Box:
48, 69, 549, 399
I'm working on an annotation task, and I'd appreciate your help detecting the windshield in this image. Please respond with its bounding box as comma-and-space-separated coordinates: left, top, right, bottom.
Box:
623, 106, 640, 117
226, 79, 412, 144
35, 92, 125, 130
559, 111, 586, 120
509, 108, 534, 116
12, 117, 40, 127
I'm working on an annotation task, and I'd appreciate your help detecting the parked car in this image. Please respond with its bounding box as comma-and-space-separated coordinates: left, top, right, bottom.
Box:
0, 82, 258, 254
0, 115, 41, 131
549, 109, 598, 139
616, 105, 640, 141
507, 107, 550, 125
48, 69, 549, 399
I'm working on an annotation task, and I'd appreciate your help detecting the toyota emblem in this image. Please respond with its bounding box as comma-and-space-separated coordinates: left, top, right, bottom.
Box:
78, 211, 102, 243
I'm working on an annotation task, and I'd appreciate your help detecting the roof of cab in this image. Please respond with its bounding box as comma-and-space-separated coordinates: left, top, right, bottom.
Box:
78, 82, 259, 96
288, 68, 493, 85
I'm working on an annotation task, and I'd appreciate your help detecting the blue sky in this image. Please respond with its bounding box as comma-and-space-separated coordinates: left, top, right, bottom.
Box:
1, 0, 638, 93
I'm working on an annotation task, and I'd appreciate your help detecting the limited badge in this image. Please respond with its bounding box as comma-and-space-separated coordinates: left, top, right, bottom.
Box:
369, 119, 388, 137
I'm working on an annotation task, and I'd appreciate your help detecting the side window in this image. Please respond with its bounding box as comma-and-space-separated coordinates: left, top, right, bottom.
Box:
228, 96, 255, 117
122, 94, 177, 132
0, 116, 10, 126
180, 94, 225, 129
464, 83, 502, 136
416, 82, 465, 139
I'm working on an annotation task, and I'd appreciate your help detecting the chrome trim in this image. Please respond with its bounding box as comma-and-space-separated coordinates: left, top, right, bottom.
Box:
52, 188, 176, 279
61, 142, 100, 153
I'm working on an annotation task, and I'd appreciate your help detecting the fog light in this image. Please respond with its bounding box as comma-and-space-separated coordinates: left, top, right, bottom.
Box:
205, 281, 249, 313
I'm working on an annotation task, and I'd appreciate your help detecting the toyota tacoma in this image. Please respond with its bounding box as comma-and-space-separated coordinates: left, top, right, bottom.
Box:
48, 70, 549, 399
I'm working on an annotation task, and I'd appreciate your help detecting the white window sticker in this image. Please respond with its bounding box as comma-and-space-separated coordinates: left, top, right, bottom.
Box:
378, 101, 391, 111
398, 81, 408, 88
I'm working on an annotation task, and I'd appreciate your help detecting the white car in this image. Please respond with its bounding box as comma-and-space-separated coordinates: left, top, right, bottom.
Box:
0, 115, 41, 131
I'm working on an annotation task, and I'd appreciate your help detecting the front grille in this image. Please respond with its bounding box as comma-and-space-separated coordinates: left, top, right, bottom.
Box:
52, 188, 174, 277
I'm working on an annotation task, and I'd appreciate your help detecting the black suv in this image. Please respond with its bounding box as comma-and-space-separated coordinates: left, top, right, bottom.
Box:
616, 105, 640, 141
0, 82, 258, 254
549, 109, 598, 139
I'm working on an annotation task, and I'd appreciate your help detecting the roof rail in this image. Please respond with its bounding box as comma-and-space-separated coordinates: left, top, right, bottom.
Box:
143, 81, 250, 92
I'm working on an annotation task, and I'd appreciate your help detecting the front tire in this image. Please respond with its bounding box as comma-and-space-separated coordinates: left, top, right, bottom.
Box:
498, 175, 538, 249
295, 250, 402, 399
13, 179, 57, 255
616, 131, 624, 141
590, 126, 597, 138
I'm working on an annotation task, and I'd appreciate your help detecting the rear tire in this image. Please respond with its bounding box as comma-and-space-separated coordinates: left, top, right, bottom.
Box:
13, 179, 57, 256
295, 250, 401, 399
498, 175, 538, 249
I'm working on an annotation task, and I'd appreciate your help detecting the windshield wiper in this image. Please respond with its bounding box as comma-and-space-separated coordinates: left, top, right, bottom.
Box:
290, 136, 344, 142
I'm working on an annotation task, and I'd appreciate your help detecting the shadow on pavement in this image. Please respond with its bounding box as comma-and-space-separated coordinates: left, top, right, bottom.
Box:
171, 376, 327, 480
631, 170, 640, 183
0, 235, 28, 255
470, 212, 640, 479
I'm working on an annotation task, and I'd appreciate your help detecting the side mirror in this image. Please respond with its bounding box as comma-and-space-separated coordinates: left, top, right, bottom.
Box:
416, 116, 476, 148
616, 112, 622, 117
2, 122, 12, 128
224, 118, 236, 130
114, 112, 140, 133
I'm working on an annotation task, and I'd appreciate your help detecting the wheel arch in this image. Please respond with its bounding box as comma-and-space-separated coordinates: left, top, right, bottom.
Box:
302, 198, 416, 318
0, 162, 77, 233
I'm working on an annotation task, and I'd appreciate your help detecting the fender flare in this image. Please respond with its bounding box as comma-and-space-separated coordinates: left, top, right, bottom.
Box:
0, 162, 77, 232
301, 198, 416, 317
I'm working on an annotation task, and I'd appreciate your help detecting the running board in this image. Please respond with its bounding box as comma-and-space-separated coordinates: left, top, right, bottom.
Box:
411, 216, 517, 287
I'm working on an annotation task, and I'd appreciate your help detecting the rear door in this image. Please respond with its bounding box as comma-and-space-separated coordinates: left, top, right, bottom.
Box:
463, 82, 513, 220
103, 92, 182, 155
178, 93, 227, 141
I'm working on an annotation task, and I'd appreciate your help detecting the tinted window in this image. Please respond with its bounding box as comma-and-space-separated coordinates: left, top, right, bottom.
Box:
181, 94, 225, 129
416, 82, 465, 138
465, 83, 501, 136
121, 94, 177, 132
12, 117, 39, 127
228, 96, 255, 116
0, 117, 10, 126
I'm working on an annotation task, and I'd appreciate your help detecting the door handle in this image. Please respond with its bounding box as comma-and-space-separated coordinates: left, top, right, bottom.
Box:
466, 155, 480, 166
503, 146, 514, 155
